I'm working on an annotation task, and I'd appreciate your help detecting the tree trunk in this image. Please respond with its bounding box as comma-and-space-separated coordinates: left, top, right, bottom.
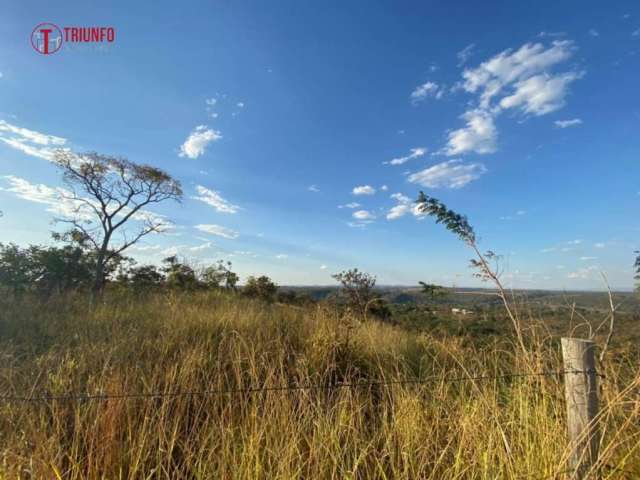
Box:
93, 254, 105, 293
93, 235, 111, 294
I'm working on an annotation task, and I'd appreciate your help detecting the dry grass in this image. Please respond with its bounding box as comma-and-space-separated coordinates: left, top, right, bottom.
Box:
0, 291, 638, 479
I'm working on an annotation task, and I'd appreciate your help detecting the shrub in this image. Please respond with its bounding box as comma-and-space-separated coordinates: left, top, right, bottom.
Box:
243, 275, 278, 303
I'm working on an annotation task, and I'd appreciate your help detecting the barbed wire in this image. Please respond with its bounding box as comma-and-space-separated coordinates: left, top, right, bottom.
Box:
0, 369, 601, 404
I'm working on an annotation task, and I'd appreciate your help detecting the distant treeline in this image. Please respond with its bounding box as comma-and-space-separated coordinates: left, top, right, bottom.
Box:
0, 243, 298, 304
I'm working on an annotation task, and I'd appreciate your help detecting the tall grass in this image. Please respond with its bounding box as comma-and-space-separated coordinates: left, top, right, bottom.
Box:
0, 291, 638, 479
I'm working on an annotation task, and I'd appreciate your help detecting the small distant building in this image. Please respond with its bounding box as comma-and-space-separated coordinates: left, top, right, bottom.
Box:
451, 308, 472, 315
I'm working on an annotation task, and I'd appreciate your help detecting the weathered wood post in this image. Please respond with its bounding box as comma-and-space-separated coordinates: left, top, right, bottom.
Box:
561, 338, 600, 479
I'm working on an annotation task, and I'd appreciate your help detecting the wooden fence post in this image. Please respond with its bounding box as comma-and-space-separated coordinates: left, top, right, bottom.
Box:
561, 338, 600, 479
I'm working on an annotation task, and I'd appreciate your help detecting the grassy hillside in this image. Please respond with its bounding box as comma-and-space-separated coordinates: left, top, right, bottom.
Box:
0, 291, 638, 479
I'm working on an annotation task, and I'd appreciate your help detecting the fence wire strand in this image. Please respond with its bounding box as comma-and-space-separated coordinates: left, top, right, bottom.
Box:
0, 369, 601, 403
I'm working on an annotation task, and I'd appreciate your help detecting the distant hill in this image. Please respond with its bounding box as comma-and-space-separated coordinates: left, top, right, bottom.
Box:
281, 286, 640, 314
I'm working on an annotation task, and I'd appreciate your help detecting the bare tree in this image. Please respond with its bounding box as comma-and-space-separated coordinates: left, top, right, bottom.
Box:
54, 151, 182, 293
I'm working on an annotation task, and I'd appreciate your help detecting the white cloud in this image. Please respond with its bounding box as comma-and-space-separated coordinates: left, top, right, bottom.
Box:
457, 43, 476, 66
130, 244, 162, 252
195, 223, 239, 239
237, 102, 245, 108
179, 125, 222, 159
499, 71, 583, 116
632, 28, 640, 37
410, 82, 444, 103
441, 41, 581, 157
338, 202, 361, 209
567, 239, 583, 245
554, 118, 583, 128
160, 246, 183, 257
594, 242, 606, 248
444, 109, 497, 156
347, 222, 368, 228
231, 250, 257, 258
275, 254, 288, 259
205, 98, 217, 106
385, 147, 427, 165
352, 185, 376, 195
386, 192, 425, 220
319, 264, 327, 270
408, 159, 487, 189
307, 184, 320, 192
589, 29, 599, 37
0, 175, 79, 217
0, 120, 68, 161
580, 256, 598, 261
462, 40, 576, 109
352, 210, 375, 220
380, 185, 388, 191
390, 193, 411, 203
0, 120, 66, 146
516, 210, 526, 215
1, 175, 169, 228
191, 185, 239, 214
567, 265, 598, 279
190, 241, 213, 252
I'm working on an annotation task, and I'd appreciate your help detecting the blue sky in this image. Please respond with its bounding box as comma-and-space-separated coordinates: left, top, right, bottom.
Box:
0, 1, 638, 289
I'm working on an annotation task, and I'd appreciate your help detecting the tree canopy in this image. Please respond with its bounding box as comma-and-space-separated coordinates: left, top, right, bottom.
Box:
54, 150, 182, 292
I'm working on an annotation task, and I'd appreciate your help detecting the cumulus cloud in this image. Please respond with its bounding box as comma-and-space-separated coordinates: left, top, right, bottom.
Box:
384, 147, 427, 165
338, 202, 361, 209
179, 125, 222, 159
554, 118, 583, 128
352, 209, 375, 220
319, 264, 328, 270
0, 120, 68, 161
441, 40, 581, 156
386, 192, 426, 220
408, 159, 487, 189
194, 223, 239, 239
499, 71, 583, 116
352, 185, 376, 195
307, 184, 320, 192
191, 185, 239, 214
444, 109, 497, 156
410, 82, 444, 103
462, 40, 576, 109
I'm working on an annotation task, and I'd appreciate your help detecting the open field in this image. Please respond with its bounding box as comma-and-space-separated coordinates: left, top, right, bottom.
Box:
0, 291, 638, 479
